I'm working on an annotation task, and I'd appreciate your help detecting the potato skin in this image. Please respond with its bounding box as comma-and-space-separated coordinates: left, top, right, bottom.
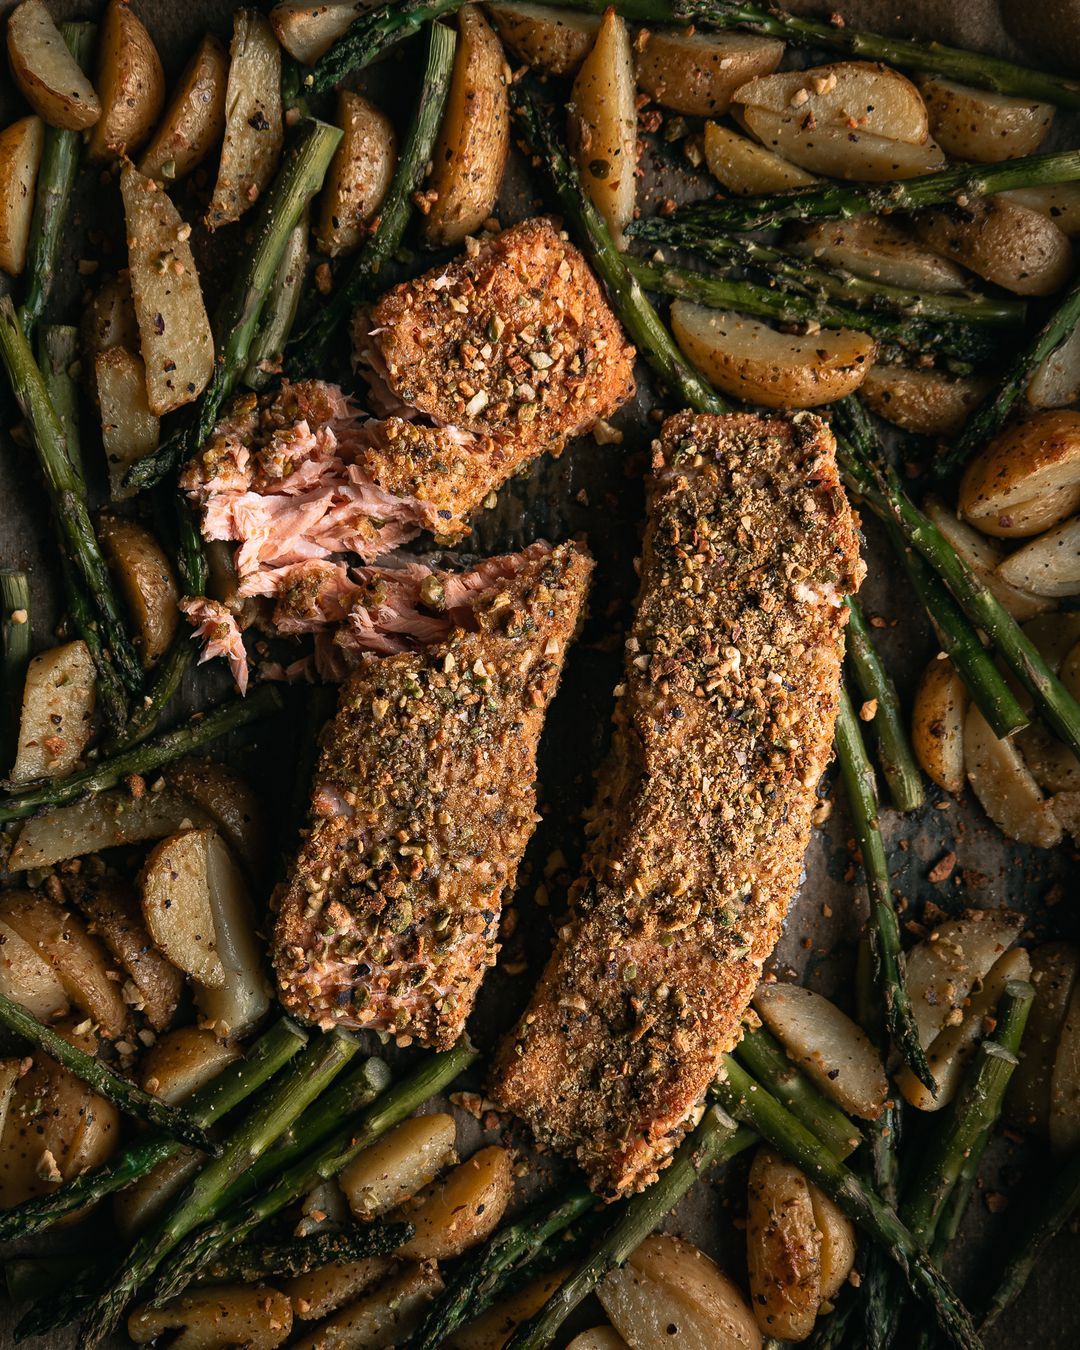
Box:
395, 1146, 513, 1260
7, 0, 101, 131
98, 515, 180, 669
0, 115, 44, 278
859, 365, 992, 438
918, 76, 1053, 163
914, 198, 1072, 297
635, 31, 783, 117
87, 0, 166, 162
569, 6, 636, 246
741, 105, 944, 181
704, 120, 815, 195
487, 2, 598, 76
138, 33, 229, 183
746, 1147, 822, 1342
316, 90, 397, 257
912, 656, 968, 795
959, 409, 1080, 539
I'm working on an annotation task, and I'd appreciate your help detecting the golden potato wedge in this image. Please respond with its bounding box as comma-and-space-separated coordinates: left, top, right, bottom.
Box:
10, 639, 95, 782
913, 198, 1072, 297
965, 703, 1062, 847
138, 34, 228, 183
790, 217, 969, 295
270, 0, 361, 65
958, 410, 1080, 539
0, 115, 44, 278
567, 1330, 628, 1350
1005, 941, 1079, 1133
140, 1026, 239, 1104
207, 9, 283, 230
671, 301, 873, 409
860, 365, 992, 439
754, 984, 887, 1120
735, 61, 929, 144
1050, 974, 1080, 1155
340, 1112, 457, 1221
746, 1148, 822, 1342
290, 1263, 443, 1350
922, 496, 1050, 620
905, 912, 1025, 1051
0, 918, 69, 1021
996, 516, 1080, 597
635, 30, 782, 117
121, 163, 214, 416
129, 1285, 292, 1350
194, 830, 271, 1038
141, 829, 227, 988
96, 346, 160, 499
741, 105, 945, 181
487, 2, 598, 76
1028, 321, 1080, 409
316, 90, 396, 257
425, 5, 510, 247
808, 1184, 855, 1302
6, 0, 99, 130
115, 1146, 203, 1236
703, 121, 816, 195
81, 273, 139, 398
286, 1257, 393, 1322
86, 0, 165, 161
602, 1233, 761, 1350
396, 1145, 513, 1261
912, 656, 968, 796
569, 6, 635, 247
161, 758, 268, 882
919, 76, 1053, 163
999, 184, 1080, 237
98, 514, 179, 668
447, 1267, 568, 1349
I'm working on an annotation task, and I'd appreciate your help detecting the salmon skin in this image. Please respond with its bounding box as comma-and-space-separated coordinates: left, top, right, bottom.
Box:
492, 412, 864, 1197
273, 540, 594, 1050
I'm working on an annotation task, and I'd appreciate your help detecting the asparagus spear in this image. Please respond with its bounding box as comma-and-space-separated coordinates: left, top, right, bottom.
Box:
511, 81, 729, 416
712, 1058, 982, 1350
206, 1221, 412, 1282
243, 211, 309, 390
0, 296, 142, 692
81, 1030, 361, 1347
835, 687, 936, 1095
631, 149, 1080, 233
288, 21, 456, 377
150, 1038, 479, 1303
57, 547, 129, 732
734, 1023, 863, 1160
506, 1108, 756, 1350
18, 22, 96, 335
0, 569, 31, 770
0, 683, 283, 822
36, 325, 82, 471
936, 268, 1080, 478
0, 991, 218, 1152
0, 1018, 310, 1242
845, 597, 924, 812
309, 0, 465, 91
125, 118, 342, 494
414, 1185, 596, 1349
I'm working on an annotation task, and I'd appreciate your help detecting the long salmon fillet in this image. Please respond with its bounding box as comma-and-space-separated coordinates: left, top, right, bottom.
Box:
273, 540, 593, 1049
491, 412, 864, 1197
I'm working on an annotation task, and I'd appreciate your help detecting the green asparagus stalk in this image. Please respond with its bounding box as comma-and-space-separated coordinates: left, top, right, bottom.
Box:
310, 0, 464, 91
506, 1108, 756, 1350
712, 1058, 982, 1350
57, 547, 129, 732
0, 991, 218, 1151
0, 569, 31, 771
288, 21, 456, 376
0, 296, 142, 692
633, 149, 1080, 234
125, 117, 342, 494
150, 1038, 479, 1303
244, 211, 309, 390
414, 1185, 596, 1349
734, 1023, 862, 1160
81, 1030, 361, 1347
845, 597, 924, 812
206, 1221, 412, 1283
0, 683, 283, 822
0, 1018, 309, 1242
936, 268, 1080, 478
511, 82, 729, 416
36, 325, 82, 472
18, 22, 96, 335
835, 688, 936, 1095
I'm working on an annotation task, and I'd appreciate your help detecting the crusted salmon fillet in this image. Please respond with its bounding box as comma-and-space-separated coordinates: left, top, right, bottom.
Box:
273, 540, 593, 1049
492, 412, 864, 1197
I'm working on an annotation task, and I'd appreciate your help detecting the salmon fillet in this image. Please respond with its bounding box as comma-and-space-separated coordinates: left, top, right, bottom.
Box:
273, 540, 594, 1049
491, 412, 864, 1197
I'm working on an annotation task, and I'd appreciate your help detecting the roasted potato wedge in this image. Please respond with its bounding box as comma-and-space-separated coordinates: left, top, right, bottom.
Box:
923, 496, 1050, 620
161, 758, 268, 882
141, 829, 228, 988
1006, 941, 1079, 1133
790, 217, 969, 294
140, 1026, 240, 1104
919, 76, 1053, 162
340, 1112, 457, 1221
6, 0, 100, 130
270, 0, 360, 65
740, 106, 944, 180
115, 1146, 203, 1236
671, 301, 873, 409
965, 703, 1062, 847
395, 1146, 513, 1261
860, 365, 992, 439
1050, 974, 1080, 1156
10, 639, 95, 782
286, 1257, 393, 1322
87, 0, 165, 161
138, 33, 228, 183
635, 30, 782, 117
98, 514, 180, 668
754, 984, 887, 1120
808, 1184, 856, 1302
0, 1059, 21, 1140
569, 6, 635, 247
487, 2, 598, 76
81, 272, 139, 397
958, 410, 1080, 539
121, 163, 214, 415
905, 913, 1025, 1051
746, 1146, 823, 1342
735, 61, 929, 143
0, 918, 69, 1022
0, 115, 44, 278
207, 9, 283, 230
1028, 321, 1080, 409
999, 184, 1080, 237
425, 5, 510, 247
194, 830, 271, 1037
996, 516, 1080, 597
703, 120, 816, 195
290, 1263, 444, 1350
567, 1330, 628, 1350
601, 1233, 762, 1350
912, 656, 969, 796
448, 1267, 568, 1348
316, 90, 396, 257
96, 347, 160, 498
129, 1285, 292, 1349
913, 198, 1072, 297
